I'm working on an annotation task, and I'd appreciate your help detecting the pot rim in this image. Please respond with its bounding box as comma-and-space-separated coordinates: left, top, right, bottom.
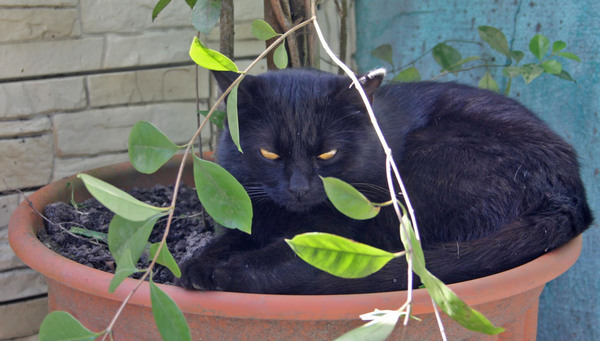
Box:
8, 157, 582, 321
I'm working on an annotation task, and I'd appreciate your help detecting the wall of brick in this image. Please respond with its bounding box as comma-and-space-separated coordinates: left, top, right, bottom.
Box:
0, 1, 354, 339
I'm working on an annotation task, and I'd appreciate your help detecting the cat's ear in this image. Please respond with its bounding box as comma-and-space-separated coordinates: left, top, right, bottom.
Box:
212, 71, 241, 92
356, 68, 386, 103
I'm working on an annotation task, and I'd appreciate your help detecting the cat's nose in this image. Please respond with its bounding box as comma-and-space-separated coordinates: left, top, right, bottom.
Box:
289, 172, 310, 199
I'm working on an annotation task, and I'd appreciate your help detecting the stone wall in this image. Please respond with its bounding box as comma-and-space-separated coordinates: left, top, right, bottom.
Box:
0, 1, 354, 339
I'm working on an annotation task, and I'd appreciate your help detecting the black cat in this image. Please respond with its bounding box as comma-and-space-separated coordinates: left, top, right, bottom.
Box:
178, 68, 592, 294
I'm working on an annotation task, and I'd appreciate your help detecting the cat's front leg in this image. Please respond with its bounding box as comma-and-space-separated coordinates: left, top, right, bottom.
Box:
179, 236, 320, 293
177, 230, 253, 291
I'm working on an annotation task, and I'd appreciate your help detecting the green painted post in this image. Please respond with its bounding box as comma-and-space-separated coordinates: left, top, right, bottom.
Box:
355, 1, 599, 339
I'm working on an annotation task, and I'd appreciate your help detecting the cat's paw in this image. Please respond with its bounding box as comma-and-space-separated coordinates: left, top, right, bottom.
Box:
177, 258, 222, 291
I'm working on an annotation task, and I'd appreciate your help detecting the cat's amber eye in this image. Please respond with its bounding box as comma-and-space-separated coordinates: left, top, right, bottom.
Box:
260, 148, 280, 160
318, 149, 338, 160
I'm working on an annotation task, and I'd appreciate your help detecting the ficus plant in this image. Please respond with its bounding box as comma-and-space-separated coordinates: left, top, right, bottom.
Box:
371, 26, 580, 95
36, 1, 579, 341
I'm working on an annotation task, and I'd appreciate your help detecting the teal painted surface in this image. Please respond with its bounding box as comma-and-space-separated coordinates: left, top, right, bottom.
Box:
355, 1, 599, 340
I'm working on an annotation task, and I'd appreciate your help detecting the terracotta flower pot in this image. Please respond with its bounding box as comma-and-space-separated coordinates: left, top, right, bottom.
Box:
9, 157, 582, 340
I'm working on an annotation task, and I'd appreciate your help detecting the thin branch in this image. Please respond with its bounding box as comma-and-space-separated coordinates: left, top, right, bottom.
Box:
431, 297, 448, 341
310, 0, 427, 332
334, 0, 348, 74
303, 0, 315, 67
100, 17, 317, 339
269, 0, 302, 66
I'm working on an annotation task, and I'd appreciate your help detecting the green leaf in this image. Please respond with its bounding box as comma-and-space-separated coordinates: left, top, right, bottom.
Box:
226, 84, 242, 152
556, 52, 581, 62
420, 269, 505, 335
510, 50, 525, 64
478, 71, 499, 92
541, 60, 562, 74
150, 243, 182, 278
251, 19, 279, 40
273, 43, 288, 69
502, 66, 521, 78
185, 0, 197, 8
285, 232, 397, 278
189, 37, 239, 72
150, 280, 192, 341
128, 121, 181, 174
552, 40, 567, 52
529, 34, 550, 61
335, 310, 401, 341
77, 174, 169, 222
191, 0, 221, 35
432, 43, 462, 71
109, 249, 140, 293
69, 227, 108, 243
39, 311, 102, 341
520, 63, 545, 84
152, 0, 172, 21
370, 44, 394, 68
193, 155, 252, 233
397, 208, 504, 335
199, 110, 226, 129
108, 215, 157, 266
321, 176, 380, 220
393, 66, 421, 82
478, 26, 511, 58
552, 70, 576, 82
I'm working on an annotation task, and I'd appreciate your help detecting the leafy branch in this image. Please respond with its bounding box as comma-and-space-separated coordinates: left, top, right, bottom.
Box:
372, 26, 580, 96
39, 2, 516, 341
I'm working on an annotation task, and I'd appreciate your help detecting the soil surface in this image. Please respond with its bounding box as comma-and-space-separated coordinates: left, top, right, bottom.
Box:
39, 184, 215, 285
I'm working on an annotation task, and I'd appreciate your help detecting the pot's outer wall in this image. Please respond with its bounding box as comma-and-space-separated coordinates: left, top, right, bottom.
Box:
355, 1, 599, 339
9, 157, 583, 340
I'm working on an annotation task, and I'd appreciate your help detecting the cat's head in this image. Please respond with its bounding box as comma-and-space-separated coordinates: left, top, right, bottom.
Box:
214, 68, 385, 212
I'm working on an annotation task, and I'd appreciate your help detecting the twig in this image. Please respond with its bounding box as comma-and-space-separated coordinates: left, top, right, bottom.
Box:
334, 0, 348, 74
100, 16, 317, 339
431, 297, 448, 341
269, 0, 302, 67
310, 0, 429, 333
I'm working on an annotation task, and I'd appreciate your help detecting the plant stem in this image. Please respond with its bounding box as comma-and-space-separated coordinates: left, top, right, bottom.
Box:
100, 16, 317, 339
310, 0, 430, 330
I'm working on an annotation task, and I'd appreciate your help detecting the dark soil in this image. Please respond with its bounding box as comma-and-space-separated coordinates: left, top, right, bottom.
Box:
38, 184, 215, 285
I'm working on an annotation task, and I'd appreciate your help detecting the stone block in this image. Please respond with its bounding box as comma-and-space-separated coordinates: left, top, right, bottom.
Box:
80, 0, 261, 34
0, 135, 53, 191
0, 117, 51, 139
0, 77, 86, 119
207, 39, 266, 59
0, 37, 103, 79
81, 0, 192, 34
0, 193, 21, 228
0, 268, 47, 303
207, 21, 259, 42
53, 152, 130, 180
0, 0, 76, 5
103, 29, 196, 69
1, 227, 25, 272
53, 102, 202, 156
0, 296, 47, 340
235, 59, 268, 75
87, 66, 206, 107
233, 0, 264, 21
0, 8, 80, 43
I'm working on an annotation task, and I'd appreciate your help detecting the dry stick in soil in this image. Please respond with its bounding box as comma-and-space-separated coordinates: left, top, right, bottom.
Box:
99, 17, 316, 340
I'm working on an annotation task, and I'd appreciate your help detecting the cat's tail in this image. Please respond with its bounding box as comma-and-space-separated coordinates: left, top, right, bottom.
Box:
298, 191, 592, 294
420, 191, 592, 285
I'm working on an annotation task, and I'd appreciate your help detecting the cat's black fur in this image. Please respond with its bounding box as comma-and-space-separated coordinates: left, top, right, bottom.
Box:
178, 68, 592, 294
